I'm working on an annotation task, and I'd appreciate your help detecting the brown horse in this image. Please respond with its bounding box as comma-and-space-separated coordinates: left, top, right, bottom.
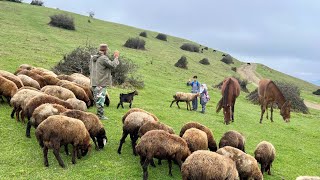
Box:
216, 77, 240, 125
258, 79, 291, 123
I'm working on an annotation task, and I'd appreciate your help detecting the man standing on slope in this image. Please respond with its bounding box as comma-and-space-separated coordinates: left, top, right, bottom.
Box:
90, 44, 119, 120
187, 75, 200, 111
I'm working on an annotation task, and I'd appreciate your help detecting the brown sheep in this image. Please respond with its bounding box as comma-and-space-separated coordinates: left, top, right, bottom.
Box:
70, 73, 90, 87
73, 83, 94, 106
57, 74, 75, 82
43, 75, 60, 85
170, 92, 200, 111
0, 70, 24, 88
181, 150, 239, 180
17, 74, 40, 89
66, 98, 87, 111
136, 130, 191, 180
219, 130, 246, 152
28, 103, 68, 137
60, 81, 91, 107
17, 69, 47, 87
180, 122, 217, 151
35, 115, 91, 168
118, 111, 159, 155
182, 128, 208, 152
31, 67, 57, 77
18, 86, 40, 91
217, 146, 263, 180
18, 64, 34, 70
296, 177, 320, 180
0, 75, 18, 104
41, 85, 76, 100
254, 141, 276, 175
138, 121, 174, 137
24, 94, 73, 137
62, 110, 107, 150
121, 108, 159, 124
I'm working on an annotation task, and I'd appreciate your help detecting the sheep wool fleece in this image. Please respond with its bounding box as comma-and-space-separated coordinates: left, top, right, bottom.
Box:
93, 86, 107, 118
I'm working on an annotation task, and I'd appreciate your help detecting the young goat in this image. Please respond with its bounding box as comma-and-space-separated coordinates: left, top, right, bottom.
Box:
117, 90, 138, 109
170, 92, 199, 111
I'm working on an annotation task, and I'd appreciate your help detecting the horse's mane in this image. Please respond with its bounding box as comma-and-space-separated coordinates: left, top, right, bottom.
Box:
222, 78, 232, 107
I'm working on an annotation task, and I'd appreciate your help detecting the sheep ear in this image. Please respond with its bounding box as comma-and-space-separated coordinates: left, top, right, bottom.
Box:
216, 98, 223, 113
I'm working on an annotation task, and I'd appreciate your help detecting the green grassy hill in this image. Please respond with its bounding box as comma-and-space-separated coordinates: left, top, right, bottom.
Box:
0, 1, 319, 180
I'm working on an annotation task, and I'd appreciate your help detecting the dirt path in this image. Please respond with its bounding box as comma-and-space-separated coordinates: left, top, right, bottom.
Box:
237, 64, 320, 110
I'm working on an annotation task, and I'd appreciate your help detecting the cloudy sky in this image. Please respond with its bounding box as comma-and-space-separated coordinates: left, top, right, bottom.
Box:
25, 0, 320, 85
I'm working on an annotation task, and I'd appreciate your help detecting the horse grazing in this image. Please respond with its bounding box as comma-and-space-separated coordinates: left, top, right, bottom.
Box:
258, 79, 291, 123
216, 77, 240, 125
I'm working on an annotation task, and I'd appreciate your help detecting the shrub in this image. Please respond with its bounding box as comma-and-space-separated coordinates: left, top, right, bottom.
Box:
313, 89, 320, 95
139, 31, 147, 38
231, 67, 237, 72
180, 43, 200, 53
124, 37, 145, 50
246, 81, 309, 114
5, 0, 22, 3
204, 47, 208, 50
221, 54, 234, 64
30, 0, 43, 6
199, 58, 210, 65
49, 14, 75, 30
174, 56, 188, 69
52, 44, 143, 88
214, 77, 249, 93
156, 33, 167, 41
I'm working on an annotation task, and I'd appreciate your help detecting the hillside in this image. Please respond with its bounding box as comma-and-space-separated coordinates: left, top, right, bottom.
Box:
0, 1, 319, 180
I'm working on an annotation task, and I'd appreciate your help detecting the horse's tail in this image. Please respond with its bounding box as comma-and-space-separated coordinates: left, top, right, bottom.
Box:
216, 98, 223, 113
222, 78, 232, 107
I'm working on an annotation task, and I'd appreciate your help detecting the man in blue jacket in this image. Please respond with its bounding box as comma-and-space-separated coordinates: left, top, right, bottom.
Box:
187, 75, 200, 111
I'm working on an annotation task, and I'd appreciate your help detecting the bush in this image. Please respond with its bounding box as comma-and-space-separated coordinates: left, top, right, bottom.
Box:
313, 89, 320, 95
180, 43, 200, 53
204, 47, 208, 50
49, 14, 75, 30
246, 81, 309, 114
124, 37, 145, 50
214, 77, 249, 93
139, 31, 147, 38
221, 54, 234, 64
30, 0, 43, 6
199, 58, 210, 65
156, 33, 167, 41
174, 56, 188, 69
5, 0, 22, 3
231, 67, 237, 72
52, 44, 143, 88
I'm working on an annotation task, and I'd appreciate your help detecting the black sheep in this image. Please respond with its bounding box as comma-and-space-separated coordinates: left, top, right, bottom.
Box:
117, 90, 138, 109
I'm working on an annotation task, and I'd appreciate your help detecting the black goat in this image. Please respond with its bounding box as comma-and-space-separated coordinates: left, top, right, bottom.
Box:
117, 90, 138, 109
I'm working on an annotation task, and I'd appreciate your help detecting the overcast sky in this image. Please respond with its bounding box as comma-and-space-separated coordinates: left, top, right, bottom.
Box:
25, 0, 320, 85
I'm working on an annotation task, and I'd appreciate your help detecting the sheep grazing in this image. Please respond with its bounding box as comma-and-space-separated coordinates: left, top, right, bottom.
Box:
62, 110, 107, 150
219, 130, 246, 152
117, 90, 138, 109
43, 75, 60, 85
40, 85, 76, 100
121, 108, 159, 124
57, 74, 75, 82
70, 73, 90, 87
17, 74, 40, 89
136, 130, 191, 180
28, 103, 68, 137
181, 150, 239, 180
180, 122, 217, 151
138, 121, 174, 137
170, 92, 199, 111
18, 64, 34, 70
118, 111, 159, 155
217, 146, 263, 180
35, 115, 91, 168
73, 83, 94, 107
0, 70, 24, 88
30, 67, 57, 77
18, 86, 40, 92
60, 82, 91, 107
296, 177, 320, 180
66, 98, 87, 111
0, 75, 18, 104
182, 128, 208, 152
17, 69, 47, 87
254, 141, 276, 175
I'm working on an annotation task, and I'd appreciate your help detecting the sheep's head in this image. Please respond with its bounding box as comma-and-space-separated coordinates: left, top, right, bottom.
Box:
97, 128, 107, 149
280, 101, 291, 123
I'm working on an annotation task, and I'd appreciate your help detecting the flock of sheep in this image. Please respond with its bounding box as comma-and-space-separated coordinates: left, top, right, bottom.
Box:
0, 64, 318, 180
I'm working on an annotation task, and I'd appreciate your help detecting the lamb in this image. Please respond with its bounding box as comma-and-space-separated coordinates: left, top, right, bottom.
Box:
35, 115, 91, 168
117, 90, 138, 109
0, 75, 18, 104
170, 92, 200, 111
43, 75, 60, 85
28, 103, 68, 137
62, 110, 107, 150
138, 121, 174, 137
59, 81, 91, 107
181, 150, 239, 180
17, 69, 47, 87
179, 122, 217, 151
118, 111, 159, 155
182, 128, 208, 152
17, 74, 40, 89
66, 98, 87, 111
219, 130, 246, 152
121, 108, 159, 124
296, 177, 320, 180
135, 130, 191, 180
40, 85, 76, 100
254, 141, 276, 175
217, 146, 263, 180
0, 70, 24, 88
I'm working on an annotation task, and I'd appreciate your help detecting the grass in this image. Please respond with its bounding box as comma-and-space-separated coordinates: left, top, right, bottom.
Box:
0, 1, 320, 180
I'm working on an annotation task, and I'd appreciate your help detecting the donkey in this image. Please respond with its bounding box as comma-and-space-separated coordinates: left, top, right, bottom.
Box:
216, 77, 240, 125
258, 79, 291, 123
